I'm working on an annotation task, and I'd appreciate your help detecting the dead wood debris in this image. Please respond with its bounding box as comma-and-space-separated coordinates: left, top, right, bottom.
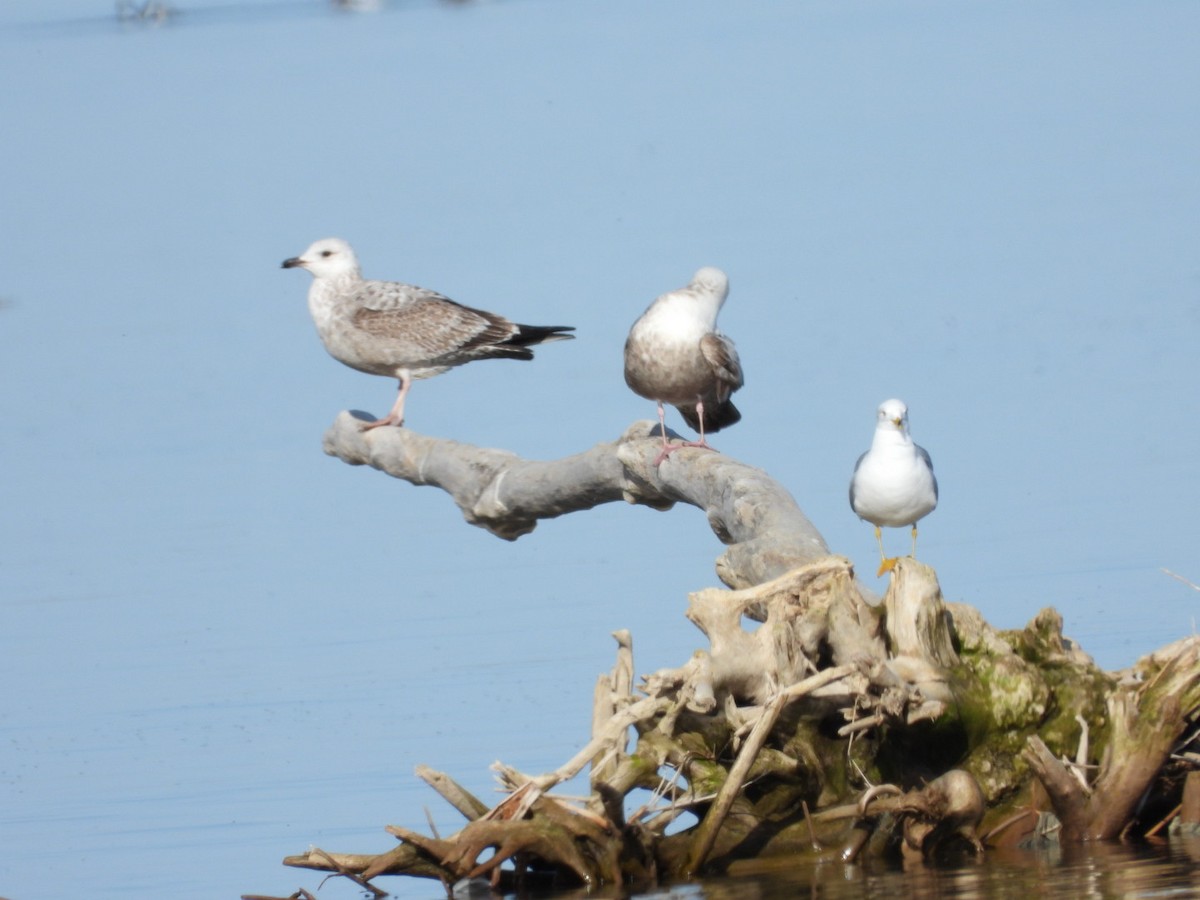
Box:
266, 557, 1199, 896
253, 424, 1200, 897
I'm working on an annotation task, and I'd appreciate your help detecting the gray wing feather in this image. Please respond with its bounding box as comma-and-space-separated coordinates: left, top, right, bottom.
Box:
849, 451, 867, 510
916, 444, 939, 501
353, 278, 453, 312
699, 333, 744, 389
349, 280, 514, 361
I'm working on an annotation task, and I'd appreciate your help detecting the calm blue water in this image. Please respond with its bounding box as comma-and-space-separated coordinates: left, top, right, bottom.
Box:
1, 2, 1198, 898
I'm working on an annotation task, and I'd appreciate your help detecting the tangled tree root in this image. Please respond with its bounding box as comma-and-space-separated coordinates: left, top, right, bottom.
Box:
264, 559, 1199, 897
245, 422, 1200, 898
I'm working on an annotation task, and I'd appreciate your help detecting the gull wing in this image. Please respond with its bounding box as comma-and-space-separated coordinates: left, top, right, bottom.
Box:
699, 332, 744, 390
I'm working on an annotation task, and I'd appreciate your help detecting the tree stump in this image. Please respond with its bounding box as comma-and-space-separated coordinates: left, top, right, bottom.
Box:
252, 421, 1200, 898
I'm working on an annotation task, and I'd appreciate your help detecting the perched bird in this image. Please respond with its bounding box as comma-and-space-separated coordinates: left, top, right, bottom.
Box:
623, 267, 743, 465
849, 399, 938, 575
282, 238, 574, 429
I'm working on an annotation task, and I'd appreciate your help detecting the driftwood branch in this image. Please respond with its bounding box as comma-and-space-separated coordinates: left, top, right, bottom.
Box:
415, 765, 488, 822
323, 414, 828, 588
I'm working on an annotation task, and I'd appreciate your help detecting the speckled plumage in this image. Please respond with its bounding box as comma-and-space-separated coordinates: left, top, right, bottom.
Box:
283, 238, 573, 428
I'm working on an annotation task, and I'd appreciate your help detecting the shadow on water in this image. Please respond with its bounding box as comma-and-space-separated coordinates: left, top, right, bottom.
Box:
494, 837, 1200, 900
664, 838, 1200, 900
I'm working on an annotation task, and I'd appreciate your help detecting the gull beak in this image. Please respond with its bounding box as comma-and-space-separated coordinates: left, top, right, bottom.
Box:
891, 417, 903, 427
281, 256, 305, 269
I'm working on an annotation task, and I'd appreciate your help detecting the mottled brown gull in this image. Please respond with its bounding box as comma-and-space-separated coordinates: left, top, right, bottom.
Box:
623, 266, 744, 465
849, 398, 938, 575
282, 238, 574, 429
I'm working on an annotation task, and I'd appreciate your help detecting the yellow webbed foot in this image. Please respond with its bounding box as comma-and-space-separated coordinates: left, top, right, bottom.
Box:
877, 556, 899, 577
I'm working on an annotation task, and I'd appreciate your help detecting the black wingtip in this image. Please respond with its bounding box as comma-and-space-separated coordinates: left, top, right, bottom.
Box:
509, 324, 576, 347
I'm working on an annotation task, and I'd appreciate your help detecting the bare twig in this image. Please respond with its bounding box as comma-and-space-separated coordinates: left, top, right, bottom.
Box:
310, 847, 388, 898
1162, 568, 1200, 592
802, 800, 823, 851
1144, 802, 1182, 838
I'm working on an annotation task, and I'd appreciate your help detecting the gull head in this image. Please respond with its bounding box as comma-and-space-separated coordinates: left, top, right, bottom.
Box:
876, 398, 910, 432
689, 266, 730, 304
281, 237, 361, 280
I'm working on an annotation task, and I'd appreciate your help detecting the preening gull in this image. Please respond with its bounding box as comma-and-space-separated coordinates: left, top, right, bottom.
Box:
282, 238, 574, 429
623, 267, 743, 465
849, 399, 938, 575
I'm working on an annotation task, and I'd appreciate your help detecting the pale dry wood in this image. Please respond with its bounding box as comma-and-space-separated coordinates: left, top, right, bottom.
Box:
283, 849, 388, 874
610, 628, 634, 697
883, 558, 958, 668
590, 630, 635, 796
415, 765, 488, 821
680, 558, 881, 705
323, 414, 829, 588
659, 560, 947, 743
357, 837, 445, 881
684, 664, 860, 874
494, 695, 671, 799
546, 694, 670, 790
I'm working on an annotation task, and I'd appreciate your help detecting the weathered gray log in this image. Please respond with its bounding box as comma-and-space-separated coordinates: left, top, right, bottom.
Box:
322, 414, 828, 588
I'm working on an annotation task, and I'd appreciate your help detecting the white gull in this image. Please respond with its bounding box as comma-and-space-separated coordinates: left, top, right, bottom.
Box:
849, 398, 938, 575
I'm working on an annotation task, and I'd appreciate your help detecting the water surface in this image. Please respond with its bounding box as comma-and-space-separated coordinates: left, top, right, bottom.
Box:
1, 2, 1198, 899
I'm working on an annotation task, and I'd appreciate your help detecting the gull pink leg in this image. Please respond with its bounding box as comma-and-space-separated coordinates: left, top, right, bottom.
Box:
361, 375, 411, 430
653, 399, 718, 466
652, 401, 676, 466
688, 400, 714, 450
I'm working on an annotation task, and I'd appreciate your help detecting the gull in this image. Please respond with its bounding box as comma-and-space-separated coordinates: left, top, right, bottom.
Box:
282, 238, 574, 429
623, 267, 743, 465
849, 399, 938, 575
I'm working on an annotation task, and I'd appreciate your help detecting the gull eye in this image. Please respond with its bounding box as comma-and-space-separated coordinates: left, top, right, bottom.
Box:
321, 250, 334, 258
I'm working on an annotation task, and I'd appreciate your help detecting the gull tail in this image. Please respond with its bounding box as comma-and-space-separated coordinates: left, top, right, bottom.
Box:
506, 324, 576, 348
678, 399, 741, 435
